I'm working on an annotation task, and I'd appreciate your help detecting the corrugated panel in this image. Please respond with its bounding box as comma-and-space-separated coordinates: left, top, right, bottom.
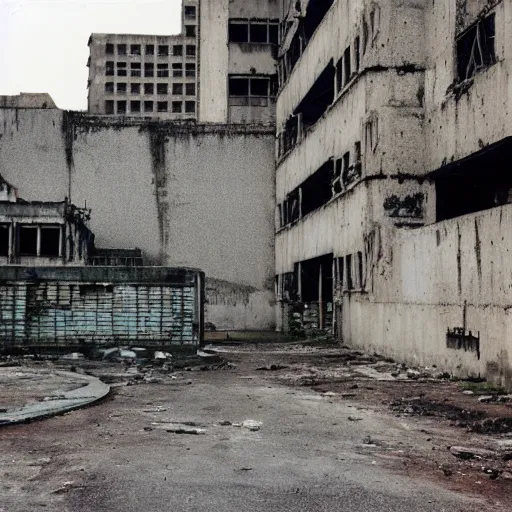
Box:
1, 280, 198, 347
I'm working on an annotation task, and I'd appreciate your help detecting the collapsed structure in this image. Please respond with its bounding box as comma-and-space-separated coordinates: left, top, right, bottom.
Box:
1, 0, 512, 386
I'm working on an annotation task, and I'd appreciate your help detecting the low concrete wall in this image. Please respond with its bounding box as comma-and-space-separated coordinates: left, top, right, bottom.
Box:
343, 204, 512, 387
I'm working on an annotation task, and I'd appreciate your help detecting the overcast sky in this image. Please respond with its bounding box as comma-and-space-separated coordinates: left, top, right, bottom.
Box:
1, 0, 183, 110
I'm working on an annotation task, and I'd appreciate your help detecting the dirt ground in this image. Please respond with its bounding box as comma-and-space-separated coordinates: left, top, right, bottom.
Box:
0, 340, 511, 511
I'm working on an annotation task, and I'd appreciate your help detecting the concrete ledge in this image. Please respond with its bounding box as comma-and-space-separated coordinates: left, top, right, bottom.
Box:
0, 371, 110, 426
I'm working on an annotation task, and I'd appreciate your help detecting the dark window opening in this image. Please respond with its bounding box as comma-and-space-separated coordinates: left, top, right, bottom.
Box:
19, 226, 37, 256
157, 63, 169, 77
144, 100, 154, 113
158, 45, 169, 56
172, 101, 182, 113
250, 23, 268, 43
336, 256, 344, 289
105, 82, 114, 93
434, 138, 512, 222
229, 22, 249, 43
186, 45, 196, 57
282, 115, 299, 155
186, 83, 195, 95
144, 83, 154, 95
157, 101, 168, 112
117, 62, 127, 76
130, 100, 141, 113
280, 188, 300, 226
157, 83, 168, 95
304, 0, 335, 40
106, 43, 114, 54
117, 82, 127, 93
336, 57, 343, 93
185, 25, 196, 37
301, 159, 334, 217
0, 225, 9, 257
172, 83, 183, 95
346, 254, 353, 290
105, 100, 114, 114
295, 61, 335, 129
185, 101, 195, 113
456, 13, 496, 81
229, 77, 249, 96
251, 78, 268, 96
146, 44, 154, 55
117, 100, 126, 114
131, 83, 140, 94
354, 36, 360, 72
144, 63, 154, 77
131, 62, 141, 77
269, 23, 279, 44
357, 251, 364, 289
106, 61, 114, 76
40, 226, 60, 257
185, 63, 196, 77
300, 254, 334, 306
130, 44, 141, 55
173, 44, 183, 56
117, 44, 127, 55
173, 63, 183, 77
185, 6, 196, 19
343, 47, 351, 85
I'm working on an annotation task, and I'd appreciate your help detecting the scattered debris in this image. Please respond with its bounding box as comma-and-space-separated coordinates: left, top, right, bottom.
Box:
61, 353, 85, 360
242, 420, 262, 432
348, 416, 363, 422
218, 420, 232, 426
449, 446, 496, 460
166, 425, 206, 435
255, 364, 289, 371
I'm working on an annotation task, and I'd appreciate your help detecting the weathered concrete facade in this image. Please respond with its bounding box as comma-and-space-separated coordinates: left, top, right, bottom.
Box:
0, 108, 276, 331
275, 0, 512, 386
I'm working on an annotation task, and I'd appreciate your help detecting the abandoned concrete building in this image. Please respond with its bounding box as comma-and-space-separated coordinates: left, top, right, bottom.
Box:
274, 0, 512, 386
88, 0, 279, 123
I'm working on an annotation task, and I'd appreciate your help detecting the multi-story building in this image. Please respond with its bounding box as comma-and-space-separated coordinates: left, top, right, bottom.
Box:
274, 0, 512, 386
87, 0, 199, 119
87, 0, 280, 123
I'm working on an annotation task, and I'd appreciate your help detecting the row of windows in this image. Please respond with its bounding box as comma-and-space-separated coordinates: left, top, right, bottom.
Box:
0, 224, 61, 258
105, 37, 196, 57
105, 82, 196, 96
105, 62, 196, 78
228, 19, 279, 44
105, 100, 196, 115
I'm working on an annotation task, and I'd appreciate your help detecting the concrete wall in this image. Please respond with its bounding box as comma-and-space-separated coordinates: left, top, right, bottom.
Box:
0, 109, 276, 331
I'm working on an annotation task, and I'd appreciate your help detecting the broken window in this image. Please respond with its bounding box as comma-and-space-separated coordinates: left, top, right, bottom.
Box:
344, 47, 351, 85
117, 62, 127, 77
301, 159, 334, 217
117, 82, 127, 94
335, 56, 343, 94
19, 226, 38, 256
0, 224, 9, 257
354, 36, 360, 72
456, 13, 496, 81
117, 44, 127, 56
269, 22, 279, 44
144, 63, 154, 77
333, 158, 342, 195
172, 83, 183, 95
157, 101, 168, 112
251, 78, 268, 97
173, 63, 183, 77
157, 83, 168, 95
130, 100, 141, 113
117, 100, 126, 114
157, 63, 169, 77
144, 100, 153, 113
250, 22, 268, 43
229, 21, 249, 42
185, 25, 196, 38
185, 63, 196, 77
40, 226, 60, 257
184, 5, 196, 19
304, 0, 334, 40
173, 44, 183, 56
186, 45, 196, 57
131, 62, 141, 77
144, 83, 154, 95
346, 254, 353, 290
130, 44, 141, 55
158, 45, 169, 56
357, 251, 364, 289
105, 82, 114, 93
131, 83, 140, 94
229, 77, 249, 96
172, 101, 182, 113
106, 61, 114, 76
146, 44, 154, 55
105, 100, 114, 114
186, 83, 195, 96
185, 101, 195, 113
106, 43, 114, 55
